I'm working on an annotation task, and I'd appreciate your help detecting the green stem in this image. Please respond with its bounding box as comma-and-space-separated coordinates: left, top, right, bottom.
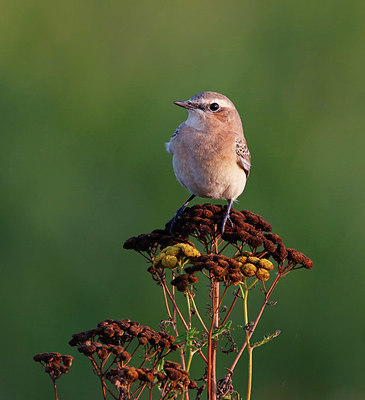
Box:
239, 284, 253, 400
246, 336, 253, 400
247, 279, 259, 291
185, 292, 192, 329
186, 350, 194, 372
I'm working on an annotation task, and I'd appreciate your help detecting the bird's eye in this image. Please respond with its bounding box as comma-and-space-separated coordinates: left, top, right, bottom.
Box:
209, 103, 220, 111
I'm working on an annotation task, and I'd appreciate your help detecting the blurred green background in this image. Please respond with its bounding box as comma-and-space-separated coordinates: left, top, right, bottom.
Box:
1, 0, 364, 399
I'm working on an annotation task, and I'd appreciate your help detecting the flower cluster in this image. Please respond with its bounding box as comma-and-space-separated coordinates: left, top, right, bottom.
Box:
149, 243, 201, 274
234, 252, 274, 281
33, 352, 73, 379
123, 229, 183, 255
124, 204, 313, 274
186, 254, 242, 284
69, 319, 178, 357
286, 248, 313, 269
170, 252, 275, 290
68, 319, 197, 399
106, 361, 196, 398
171, 273, 200, 292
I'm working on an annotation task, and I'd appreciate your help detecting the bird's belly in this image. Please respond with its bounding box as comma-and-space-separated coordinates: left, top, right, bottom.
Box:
172, 155, 246, 200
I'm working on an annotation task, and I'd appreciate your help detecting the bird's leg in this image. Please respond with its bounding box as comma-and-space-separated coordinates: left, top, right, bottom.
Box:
168, 194, 196, 234
221, 199, 234, 234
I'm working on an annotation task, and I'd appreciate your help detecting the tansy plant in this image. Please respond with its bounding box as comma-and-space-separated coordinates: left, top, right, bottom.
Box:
33, 204, 312, 400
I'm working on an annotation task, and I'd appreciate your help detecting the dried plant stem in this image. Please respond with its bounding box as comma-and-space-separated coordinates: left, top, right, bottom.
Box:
51, 378, 59, 400
161, 281, 187, 370
135, 382, 148, 400
161, 283, 173, 321
161, 279, 189, 330
211, 282, 219, 400
221, 292, 239, 326
188, 292, 208, 333
161, 275, 208, 364
207, 280, 220, 400
217, 241, 230, 254
88, 356, 117, 400
217, 285, 229, 310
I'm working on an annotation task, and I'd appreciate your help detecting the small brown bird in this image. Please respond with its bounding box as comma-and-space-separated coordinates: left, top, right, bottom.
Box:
166, 91, 251, 233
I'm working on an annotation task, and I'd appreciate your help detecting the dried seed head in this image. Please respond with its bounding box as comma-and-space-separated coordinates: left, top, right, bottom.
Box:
188, 380, 198, 389
62, 355, 73, 367
229, 271, 242, 284
171, 274, 189, 292
126, 367, 139, 381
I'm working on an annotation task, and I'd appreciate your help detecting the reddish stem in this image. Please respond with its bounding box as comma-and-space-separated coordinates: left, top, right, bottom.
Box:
221, 291, 239, 326
211, 282, 220, 400
51, 377, 59, 400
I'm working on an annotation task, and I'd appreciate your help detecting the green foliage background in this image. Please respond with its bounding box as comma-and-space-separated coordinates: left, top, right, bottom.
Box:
1, 1, 364, 399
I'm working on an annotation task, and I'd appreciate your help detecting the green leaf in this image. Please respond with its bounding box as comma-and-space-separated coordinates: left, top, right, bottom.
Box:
175, 327, 200, 344
212, 320, 236, 339
252, 330, 281, 349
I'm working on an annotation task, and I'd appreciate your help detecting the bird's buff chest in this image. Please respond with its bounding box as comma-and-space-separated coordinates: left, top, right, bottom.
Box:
170, 130, 246, 200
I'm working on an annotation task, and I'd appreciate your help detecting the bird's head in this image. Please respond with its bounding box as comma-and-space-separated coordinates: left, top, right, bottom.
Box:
174, 91, 243, 132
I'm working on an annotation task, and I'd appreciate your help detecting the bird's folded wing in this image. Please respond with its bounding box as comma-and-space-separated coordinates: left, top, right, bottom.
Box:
165, 127, 179, 154
235, 137, 251, 177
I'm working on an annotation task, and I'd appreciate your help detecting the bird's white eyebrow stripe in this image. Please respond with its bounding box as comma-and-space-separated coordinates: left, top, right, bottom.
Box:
203, 98, 232, 108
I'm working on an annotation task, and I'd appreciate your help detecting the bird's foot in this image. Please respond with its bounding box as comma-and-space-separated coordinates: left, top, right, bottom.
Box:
167, 207, 185, 235
221, 213, 233, 234
167, 194, 196, 236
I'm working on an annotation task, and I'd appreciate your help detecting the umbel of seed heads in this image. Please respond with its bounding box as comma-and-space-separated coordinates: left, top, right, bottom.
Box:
123, 204, 313, 275
69, 319, 179, 357
69, 319, 196, 398
106, 360, 197, 394
33, 352, 73, 379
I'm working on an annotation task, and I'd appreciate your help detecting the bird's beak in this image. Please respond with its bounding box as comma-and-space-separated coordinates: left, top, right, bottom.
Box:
173, 101, 194, 110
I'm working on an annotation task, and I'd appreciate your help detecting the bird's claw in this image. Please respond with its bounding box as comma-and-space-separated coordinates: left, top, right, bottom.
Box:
167, 207, 185, 235
221, 215, 233, 234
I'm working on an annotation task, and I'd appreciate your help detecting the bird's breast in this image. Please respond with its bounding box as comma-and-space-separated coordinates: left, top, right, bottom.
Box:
170, 128, 246, 200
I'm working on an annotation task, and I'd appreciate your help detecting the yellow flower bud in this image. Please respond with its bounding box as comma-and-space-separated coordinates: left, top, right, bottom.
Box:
161, 255, 178, 269
241, 251, 253, 256
241, 263, 257, 277
234, 255, 248, 264
247, 256, 260, 265
256, 268, 270, 281
175, 243, 201, 258
164, 246, 181, 256
259, 259, 274, 271
153, 253, 166, 267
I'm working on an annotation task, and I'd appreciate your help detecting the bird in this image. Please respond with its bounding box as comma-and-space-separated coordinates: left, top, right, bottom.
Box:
165, 91, 251, 234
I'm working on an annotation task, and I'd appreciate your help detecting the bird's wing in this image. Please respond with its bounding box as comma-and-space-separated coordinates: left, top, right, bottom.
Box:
235, 137, 251, 177
165, 127, 179, 154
